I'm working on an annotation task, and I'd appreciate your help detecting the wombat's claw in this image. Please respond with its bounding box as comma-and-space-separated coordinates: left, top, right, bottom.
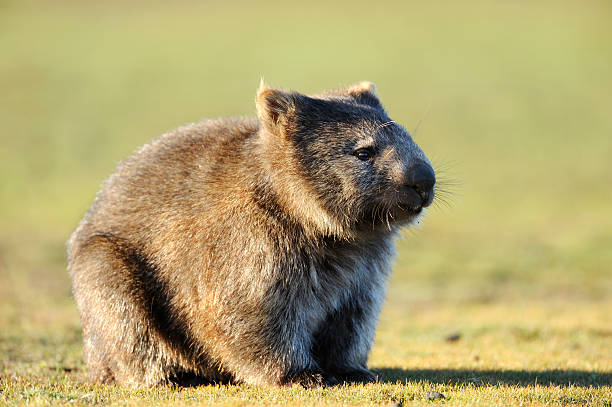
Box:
334, 368, 377, 384
287, 371, 339, 388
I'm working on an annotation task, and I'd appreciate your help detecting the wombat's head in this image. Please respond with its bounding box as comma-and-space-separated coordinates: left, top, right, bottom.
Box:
256, 82, 435, 236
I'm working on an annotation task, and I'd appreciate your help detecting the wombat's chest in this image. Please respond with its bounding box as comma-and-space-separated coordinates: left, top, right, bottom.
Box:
296, 248, 393, 332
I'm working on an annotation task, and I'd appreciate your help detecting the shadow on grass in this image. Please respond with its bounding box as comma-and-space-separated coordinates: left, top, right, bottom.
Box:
374, 368, 611, 388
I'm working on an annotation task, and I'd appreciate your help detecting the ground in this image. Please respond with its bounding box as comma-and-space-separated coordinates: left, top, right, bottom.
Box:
2, 280, 611, 405
1, 0, 611, 405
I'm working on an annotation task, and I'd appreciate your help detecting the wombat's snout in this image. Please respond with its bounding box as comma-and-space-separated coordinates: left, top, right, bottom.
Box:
405, 162, 436, 208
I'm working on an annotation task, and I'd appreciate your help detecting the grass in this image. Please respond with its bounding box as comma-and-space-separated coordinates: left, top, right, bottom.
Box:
2, 300, 611, 406
1, 0, 611, 405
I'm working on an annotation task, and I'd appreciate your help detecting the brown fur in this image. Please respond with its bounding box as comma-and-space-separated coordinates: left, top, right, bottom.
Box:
67, 82, 436, 387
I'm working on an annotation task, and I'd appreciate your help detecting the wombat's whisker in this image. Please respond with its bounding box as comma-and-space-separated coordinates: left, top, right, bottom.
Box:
382, 147, 395, 160
375, 120, 396, 133
412, 101, 432, 136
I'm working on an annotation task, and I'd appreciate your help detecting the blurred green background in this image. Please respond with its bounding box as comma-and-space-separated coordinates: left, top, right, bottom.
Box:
1, 0, 611, 318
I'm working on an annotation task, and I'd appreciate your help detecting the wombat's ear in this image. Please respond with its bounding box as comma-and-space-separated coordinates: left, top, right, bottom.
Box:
256, 82, 300, 136
346, 81, 381, 108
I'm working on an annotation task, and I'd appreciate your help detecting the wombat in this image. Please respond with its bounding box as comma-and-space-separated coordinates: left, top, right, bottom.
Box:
67, 81, 436, 387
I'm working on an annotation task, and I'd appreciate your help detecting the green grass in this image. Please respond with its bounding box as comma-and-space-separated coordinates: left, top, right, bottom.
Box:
2, 300, 611, 406
1, 0, 611, 405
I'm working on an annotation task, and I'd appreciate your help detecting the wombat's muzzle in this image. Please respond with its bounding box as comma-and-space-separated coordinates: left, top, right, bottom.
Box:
402, 162, 436, 209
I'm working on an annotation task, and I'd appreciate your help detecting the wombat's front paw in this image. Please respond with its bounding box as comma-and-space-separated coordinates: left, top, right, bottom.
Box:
334, 368, 377, 384
284, 370, 339, 388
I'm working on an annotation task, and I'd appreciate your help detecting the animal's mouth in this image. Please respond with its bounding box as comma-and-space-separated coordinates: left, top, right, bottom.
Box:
397, 202, 423, 214
367, 188, 433, 228
379, 202, 423, 225
390, 190, 434, 221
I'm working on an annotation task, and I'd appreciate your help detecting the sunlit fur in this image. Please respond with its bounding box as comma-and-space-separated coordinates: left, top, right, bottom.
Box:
67, 82, 435, 387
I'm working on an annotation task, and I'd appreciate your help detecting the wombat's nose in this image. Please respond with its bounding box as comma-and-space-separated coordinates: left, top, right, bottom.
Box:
407, 162, 436, 207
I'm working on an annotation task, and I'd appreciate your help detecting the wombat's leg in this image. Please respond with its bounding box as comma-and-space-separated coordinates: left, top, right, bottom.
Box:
312, 293, 382, 384
212, 302, 337, 388
70, 234, 176, 387
82, 323, 114, 384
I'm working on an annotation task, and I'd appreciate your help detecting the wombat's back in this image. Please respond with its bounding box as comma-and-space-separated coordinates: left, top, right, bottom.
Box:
69, 117, 259, 253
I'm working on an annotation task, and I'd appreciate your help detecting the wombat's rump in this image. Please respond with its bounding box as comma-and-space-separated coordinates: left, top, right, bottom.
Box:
67, 82, 435, 387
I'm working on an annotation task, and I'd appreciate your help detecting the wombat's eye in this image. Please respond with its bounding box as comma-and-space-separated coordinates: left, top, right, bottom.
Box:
354, 148, 375, 161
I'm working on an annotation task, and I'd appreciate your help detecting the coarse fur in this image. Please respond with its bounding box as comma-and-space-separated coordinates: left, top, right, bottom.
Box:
67, 81, 436, 388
